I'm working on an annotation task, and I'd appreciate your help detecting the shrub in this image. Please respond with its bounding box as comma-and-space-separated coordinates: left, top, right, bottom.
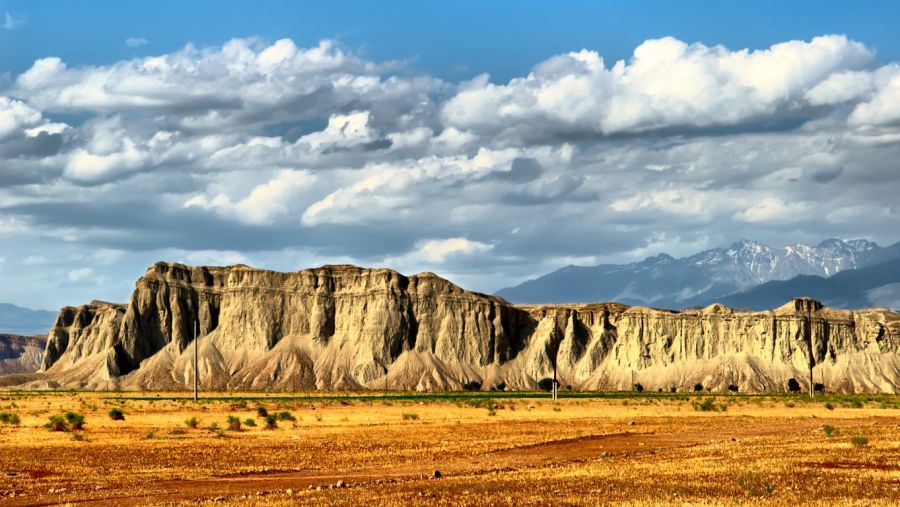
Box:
850, 435, 869, 447
0, 412, 20, 425
206, 422, 219, 432
670, 386, 677, 393
402, 412, 419, 421
256, 406, 268, 418
822, 424, 836, 437
537, 378, 555, 392
144, 430, 156, 440
463, 380, 482, 391
108, 408, 125, 421
265, 414, 277, 429
45, 415, 68, 432
727, 384, 739, 393
633, 383, 644, 392
824, 402, 834, 411
276, 411, 296, 422
184, 416, 199, 429
227, 415, 242, 431
692, 398, 719, 412
64, 412, 85, 430
693, 383, 703, 392
243, 418, 256, 427
787, 378, 801, 393
849, 399, 864, 409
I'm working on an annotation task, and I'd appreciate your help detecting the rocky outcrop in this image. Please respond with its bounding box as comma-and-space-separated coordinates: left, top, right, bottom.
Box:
27, 262, 900, 392
0, 334, 47, 375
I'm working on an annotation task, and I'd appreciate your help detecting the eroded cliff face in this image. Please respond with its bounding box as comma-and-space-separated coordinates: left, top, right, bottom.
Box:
31, 262, 900, 392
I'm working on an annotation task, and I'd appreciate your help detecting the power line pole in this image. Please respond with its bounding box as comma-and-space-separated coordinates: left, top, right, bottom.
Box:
807, 304, 814, 399
193, 320, 199, 402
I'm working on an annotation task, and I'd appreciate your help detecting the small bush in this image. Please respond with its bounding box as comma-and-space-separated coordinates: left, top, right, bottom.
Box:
824, 402, 834, 411
402, 412, 419, 421
537, 378, 555, 392
206, 422, 219, 432
849, 399, 864, 409
784, 402, 795, 408
692, 398, 724, 412
64, 412, 85, 430
822, 424, 836, 437
243, 418, 256, 427
227, 415, 241, 431
256, 406, 268, 418
184, 416, 199, 429
487, 408, 497, 416
144, 430, 156, 440
463, 380, 482, 391
108, 408, 125, 421
670, 386, 677, 393
0, 412, 20, 425
45, 415, 68, 432
276, 411, 296, 422
850, 435, 869, 447
693, 383, 703, 392
71, 432, 84, 441
265, 414, 277, 429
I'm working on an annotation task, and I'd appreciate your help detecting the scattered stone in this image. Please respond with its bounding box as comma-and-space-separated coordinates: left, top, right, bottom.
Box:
336, 480, 345, 488
629, 420, 636, 426
212, 496, 225, 502
285, 488, 293, 495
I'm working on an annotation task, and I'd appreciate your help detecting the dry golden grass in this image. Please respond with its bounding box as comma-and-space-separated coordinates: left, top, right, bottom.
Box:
0, 391, 897, 505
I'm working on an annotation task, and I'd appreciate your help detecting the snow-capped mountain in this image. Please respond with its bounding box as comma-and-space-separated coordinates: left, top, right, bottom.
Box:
496, 238, 900, 308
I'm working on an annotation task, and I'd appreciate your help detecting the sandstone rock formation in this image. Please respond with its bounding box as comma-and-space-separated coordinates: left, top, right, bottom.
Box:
21, 262, 900, 393
0, 334, 46, 376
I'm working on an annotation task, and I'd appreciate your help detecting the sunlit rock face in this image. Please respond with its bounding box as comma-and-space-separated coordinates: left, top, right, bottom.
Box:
32, 263, 900, 393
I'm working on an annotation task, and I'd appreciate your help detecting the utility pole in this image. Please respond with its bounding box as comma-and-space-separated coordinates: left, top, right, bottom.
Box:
807, 304, 814, 399
193, 320, 199, 402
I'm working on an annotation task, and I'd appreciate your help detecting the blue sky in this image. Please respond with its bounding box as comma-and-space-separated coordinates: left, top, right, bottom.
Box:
4, 0, 900, 82
1, 0, 900, 310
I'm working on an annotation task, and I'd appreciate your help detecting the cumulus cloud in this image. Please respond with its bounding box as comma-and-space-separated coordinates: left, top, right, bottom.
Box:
2, 34, 900, 306
442, 35, 872, 137
67, 267, 95, 282
185, 169, 316, 224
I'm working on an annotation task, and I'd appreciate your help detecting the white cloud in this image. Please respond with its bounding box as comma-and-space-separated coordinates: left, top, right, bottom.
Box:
297, 111, 374, 151
733, 197, 813, 223
125, 37, 149, 48
442, 35, 872, 137
67, 268, 95, 282
3, 12, 23, 30
22, 255, 47, 266
415, 237, 493, 263
186, 169, 316, 224
0, 96, 43, 139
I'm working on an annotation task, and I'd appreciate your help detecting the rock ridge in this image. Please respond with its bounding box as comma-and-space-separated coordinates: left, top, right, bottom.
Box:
21, 262, 900, 393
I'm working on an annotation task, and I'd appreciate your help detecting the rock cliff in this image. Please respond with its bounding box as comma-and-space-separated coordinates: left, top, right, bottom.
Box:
26, 262, 900, 392
0, 334, 47, 375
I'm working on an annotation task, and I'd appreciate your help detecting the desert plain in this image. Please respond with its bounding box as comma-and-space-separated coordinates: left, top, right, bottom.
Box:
0, 391, 898, 506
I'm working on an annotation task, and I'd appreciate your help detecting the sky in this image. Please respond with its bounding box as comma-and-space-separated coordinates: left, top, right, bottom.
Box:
1, 0, 900, 310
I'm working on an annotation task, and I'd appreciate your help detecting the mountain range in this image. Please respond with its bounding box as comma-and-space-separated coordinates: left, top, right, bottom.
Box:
0, 303, 56, 335
496, 239, 900, 310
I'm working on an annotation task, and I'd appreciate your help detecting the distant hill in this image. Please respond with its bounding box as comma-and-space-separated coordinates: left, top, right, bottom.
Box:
496, 238, 900, 309
704, 257, 900, 311
0, 303, 56, 335
0, 334, 46, 375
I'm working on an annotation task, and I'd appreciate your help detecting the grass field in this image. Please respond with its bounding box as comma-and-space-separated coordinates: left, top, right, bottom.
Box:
0, 390, 898, 505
